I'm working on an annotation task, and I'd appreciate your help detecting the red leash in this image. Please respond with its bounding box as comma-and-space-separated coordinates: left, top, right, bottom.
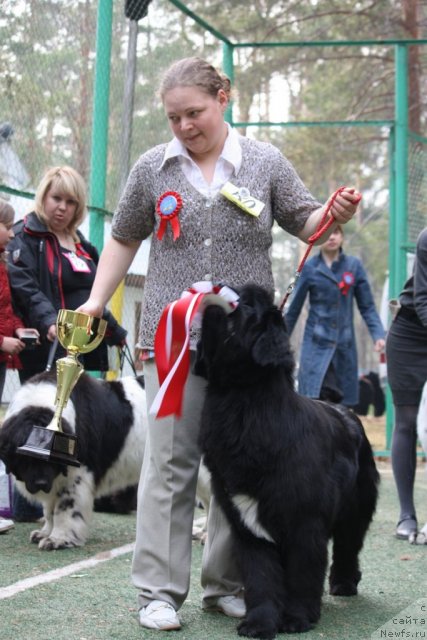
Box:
279, 187, 360, 312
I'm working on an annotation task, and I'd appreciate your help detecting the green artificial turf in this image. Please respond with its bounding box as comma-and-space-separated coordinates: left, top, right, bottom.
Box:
0, 466, 426, 640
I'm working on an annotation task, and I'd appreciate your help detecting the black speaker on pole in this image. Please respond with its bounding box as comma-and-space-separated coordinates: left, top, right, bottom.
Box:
124, 0, 153, 21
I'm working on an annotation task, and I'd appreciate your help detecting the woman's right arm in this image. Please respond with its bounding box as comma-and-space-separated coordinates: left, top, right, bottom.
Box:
77, 237, 141, 317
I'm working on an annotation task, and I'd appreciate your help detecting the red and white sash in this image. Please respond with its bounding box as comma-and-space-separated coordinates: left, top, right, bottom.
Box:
150, 282, 239, 418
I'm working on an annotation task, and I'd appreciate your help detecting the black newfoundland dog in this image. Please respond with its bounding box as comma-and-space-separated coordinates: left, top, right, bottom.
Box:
196, 283, 379, 639
0, 371, 146, 550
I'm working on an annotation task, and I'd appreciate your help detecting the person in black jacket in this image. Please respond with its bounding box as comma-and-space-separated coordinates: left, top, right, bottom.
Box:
386, 227, 427, 540
8, 165, 127, 382
7, 166, 127, 523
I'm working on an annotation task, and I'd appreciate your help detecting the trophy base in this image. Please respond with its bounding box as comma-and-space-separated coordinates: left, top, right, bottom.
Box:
17, 426, 80, 467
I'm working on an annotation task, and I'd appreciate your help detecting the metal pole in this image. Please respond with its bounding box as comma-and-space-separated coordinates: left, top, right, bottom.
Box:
89, 0, 113, 252
118, 19, 139, 199
108, 17, 139, 380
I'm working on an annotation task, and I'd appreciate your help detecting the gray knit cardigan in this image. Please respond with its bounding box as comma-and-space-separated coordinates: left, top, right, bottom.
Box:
112, 135, 321, 350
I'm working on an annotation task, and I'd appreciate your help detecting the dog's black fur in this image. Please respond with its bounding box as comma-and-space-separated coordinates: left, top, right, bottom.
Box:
0, 371, 146, 549
196, 284, 379, 639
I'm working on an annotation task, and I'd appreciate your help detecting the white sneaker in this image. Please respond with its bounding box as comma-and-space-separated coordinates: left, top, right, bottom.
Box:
0, 517, 14, 534
138, 600, 181, 630
206, 595, 246, 618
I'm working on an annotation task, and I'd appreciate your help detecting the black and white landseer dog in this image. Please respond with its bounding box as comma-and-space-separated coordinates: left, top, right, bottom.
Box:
196, 283, 380, 640
0, 371, 146, 550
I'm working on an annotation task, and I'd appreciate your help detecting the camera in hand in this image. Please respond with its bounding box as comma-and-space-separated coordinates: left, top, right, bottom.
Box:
20, 331, 38, 349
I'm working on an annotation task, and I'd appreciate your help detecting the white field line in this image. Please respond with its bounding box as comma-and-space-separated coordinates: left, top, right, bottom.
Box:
0, 542, 134, 600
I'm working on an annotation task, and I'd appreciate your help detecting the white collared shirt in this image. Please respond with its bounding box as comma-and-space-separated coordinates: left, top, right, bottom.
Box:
159, 123, 242, 198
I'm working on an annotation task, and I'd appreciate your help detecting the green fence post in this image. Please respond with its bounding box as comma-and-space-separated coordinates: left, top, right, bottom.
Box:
386, 44, 408, 454
385, 126, 396, 451
388, 126, 396, 299
394, 43, 409, 294
89, 0, 113, 253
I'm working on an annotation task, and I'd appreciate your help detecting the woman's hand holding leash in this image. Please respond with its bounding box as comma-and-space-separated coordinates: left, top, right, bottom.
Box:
280, 186, 362, 311
328, 187, 362, 224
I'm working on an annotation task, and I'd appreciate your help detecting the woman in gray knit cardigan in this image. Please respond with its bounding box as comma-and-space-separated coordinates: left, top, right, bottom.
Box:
79, 57, 361, 632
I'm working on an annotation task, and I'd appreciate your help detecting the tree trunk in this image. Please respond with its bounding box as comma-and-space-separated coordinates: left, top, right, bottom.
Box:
402, 0, 421, 134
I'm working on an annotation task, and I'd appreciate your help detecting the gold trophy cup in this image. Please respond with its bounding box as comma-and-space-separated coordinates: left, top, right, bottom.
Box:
17, 310, 107, 467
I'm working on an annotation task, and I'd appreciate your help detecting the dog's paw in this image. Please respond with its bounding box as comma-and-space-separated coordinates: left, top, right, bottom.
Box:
280, 615, 313, 634
329, 569, 361, 596
30, 529, 46, 544
409, 530, 427, 545
192, 515, 208, 544
38, 536, 81, 551
237, 619, 277, 639
329, 581, 358, 596
237, 604, 282, 640
192, 530, 208, 545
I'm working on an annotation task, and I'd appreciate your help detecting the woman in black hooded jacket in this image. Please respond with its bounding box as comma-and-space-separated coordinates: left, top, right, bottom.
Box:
8, 166, 126, 382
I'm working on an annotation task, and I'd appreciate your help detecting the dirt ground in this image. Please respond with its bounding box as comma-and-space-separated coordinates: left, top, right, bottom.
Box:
362, 414, 388, 452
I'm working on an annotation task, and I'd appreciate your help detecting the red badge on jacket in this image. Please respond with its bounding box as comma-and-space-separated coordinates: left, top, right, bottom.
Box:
156, 192, 183, 241
339, 272, 354, 296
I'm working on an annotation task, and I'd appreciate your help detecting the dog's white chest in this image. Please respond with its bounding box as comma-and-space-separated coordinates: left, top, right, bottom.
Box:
231, 494, 275, 543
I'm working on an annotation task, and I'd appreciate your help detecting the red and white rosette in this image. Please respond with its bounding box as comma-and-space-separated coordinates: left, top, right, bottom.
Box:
150, 282, 239, 418
156, 191, 183, 241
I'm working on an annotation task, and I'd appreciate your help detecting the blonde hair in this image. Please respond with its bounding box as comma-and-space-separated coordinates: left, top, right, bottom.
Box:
0, 198, 15, 263
159, 57, 232, 102
34, 166, 87, 238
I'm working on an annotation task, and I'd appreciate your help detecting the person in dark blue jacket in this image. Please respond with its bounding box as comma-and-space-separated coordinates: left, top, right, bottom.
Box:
285, 225, 385, 408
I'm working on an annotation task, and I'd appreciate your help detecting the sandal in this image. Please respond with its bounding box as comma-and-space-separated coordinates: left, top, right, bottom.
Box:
395, 515, 417, 540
